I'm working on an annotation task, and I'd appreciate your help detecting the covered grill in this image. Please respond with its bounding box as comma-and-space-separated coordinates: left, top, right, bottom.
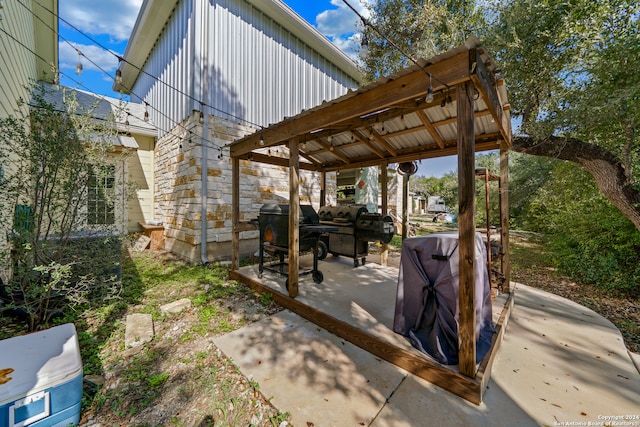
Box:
318, 205, 395, 267
257, 204, 336, 288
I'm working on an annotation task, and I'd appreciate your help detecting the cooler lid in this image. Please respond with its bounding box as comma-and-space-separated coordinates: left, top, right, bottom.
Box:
0, 323, 82, 404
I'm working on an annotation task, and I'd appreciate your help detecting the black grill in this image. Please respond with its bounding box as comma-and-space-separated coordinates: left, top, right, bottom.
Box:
317, 205, 395, 267
257, 204, 336, 289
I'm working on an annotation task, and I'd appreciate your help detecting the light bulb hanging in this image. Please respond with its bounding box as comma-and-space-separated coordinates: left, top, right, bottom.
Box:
115, 69, 122, 84
52, 70, 60, 90
259, 134, 265, 146
75, 50, 83, 76
143, 102, 149, 122
199, 110, 205, 124
425, 74, 434, 103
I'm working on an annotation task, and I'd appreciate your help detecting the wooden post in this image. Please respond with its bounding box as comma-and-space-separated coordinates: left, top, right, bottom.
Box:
288, 139, 300, 297
231, 156, 240, 271
457, 81, 477, 377
381, 164, 389, 266
500, 143, 511, 291
320, 171, 326, 208
483, 170, 492, 271
401, 174, 409, 240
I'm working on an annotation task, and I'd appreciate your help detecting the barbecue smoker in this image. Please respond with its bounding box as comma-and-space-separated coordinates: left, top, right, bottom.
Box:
257, 204, 336, 288
318, 205, 395, 267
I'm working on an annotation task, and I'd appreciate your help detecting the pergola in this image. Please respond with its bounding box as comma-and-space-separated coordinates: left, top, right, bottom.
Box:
228, 37, 513, 404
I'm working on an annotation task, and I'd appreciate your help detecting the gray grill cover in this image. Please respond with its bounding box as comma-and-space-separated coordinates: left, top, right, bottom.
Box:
393, 232, 495, 365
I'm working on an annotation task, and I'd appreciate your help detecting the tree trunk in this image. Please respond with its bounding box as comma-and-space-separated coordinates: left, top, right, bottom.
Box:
511, 136, 640, 231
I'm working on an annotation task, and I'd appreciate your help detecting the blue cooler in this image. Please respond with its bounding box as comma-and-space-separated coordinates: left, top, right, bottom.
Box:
0, 323, 83, 426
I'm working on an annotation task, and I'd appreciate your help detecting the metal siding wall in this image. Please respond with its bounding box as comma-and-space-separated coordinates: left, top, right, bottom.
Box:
131, 0, 195, 136
132, 0, 359, 137
0, 0, 38, 119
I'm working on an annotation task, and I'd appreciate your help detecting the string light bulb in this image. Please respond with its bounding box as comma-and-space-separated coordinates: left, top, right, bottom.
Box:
259, 134, 265, 146
115, 69, 122, 84
425, 74, 434, 103
199, 110, 205, 124
75, 50, 83, 76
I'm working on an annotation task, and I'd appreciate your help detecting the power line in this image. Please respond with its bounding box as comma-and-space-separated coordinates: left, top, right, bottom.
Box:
0, 25, 226, 156
340, 0, 450, 90
29, 0, 268, 132
17, 0, 235, 147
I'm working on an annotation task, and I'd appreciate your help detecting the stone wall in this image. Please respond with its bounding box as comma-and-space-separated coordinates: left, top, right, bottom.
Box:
155, 112, 331, 263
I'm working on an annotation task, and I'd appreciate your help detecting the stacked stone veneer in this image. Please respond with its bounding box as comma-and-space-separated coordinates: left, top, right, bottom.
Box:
155, 112, 333, 263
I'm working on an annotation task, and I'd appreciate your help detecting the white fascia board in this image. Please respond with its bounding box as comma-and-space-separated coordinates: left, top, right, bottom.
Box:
113, 0, 179, 93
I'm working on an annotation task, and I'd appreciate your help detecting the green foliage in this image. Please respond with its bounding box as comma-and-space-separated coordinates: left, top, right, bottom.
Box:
0, 83, 129, 330
361, 0, 486, 80
522, 163, 640, 293
485, 0, 639, 179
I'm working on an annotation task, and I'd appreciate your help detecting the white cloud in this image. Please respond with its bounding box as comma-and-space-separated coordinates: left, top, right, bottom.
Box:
59, 41, 121, 74
315, 0, 371, 61
59, 0, 143, 42
317, 0, 370, 37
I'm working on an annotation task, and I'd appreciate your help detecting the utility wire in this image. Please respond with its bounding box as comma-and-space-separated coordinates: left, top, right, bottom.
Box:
16, 0, 234, 148
29, 0, 267, 132
0, 25, 226, 156
340, 0, 450, 89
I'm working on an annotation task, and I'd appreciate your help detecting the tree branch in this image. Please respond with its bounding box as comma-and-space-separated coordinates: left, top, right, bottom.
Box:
511, 135, 640, 231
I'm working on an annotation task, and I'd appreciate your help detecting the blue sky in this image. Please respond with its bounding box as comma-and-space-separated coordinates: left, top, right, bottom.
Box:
57, 0, 456, 177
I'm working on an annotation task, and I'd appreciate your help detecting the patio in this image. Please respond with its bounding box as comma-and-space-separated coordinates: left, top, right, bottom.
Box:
221, 254, 640, 426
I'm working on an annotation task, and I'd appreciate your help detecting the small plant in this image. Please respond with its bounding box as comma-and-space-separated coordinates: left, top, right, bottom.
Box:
259, 292, 274, 307
269, 412, 291, 426
147, 372, 169, 388
0, 83, 131, 330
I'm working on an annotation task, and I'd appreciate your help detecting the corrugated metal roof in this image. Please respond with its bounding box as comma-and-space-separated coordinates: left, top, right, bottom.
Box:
35, 83, 157, 137
230, 37, 512, 172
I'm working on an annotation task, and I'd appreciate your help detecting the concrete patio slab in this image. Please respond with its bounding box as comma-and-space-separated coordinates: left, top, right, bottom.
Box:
217, 257, 640, 426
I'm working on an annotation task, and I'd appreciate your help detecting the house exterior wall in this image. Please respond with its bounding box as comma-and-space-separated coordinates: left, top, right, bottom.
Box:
124, 0, 358, 262
127, 135, 156, 231
0, 0, 58, 120
130, 0, 360, 136
0, 0, 58, 281
154, 112, 327, 262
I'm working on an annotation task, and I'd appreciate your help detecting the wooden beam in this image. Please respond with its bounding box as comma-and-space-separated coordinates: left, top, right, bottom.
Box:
416, 110, 445, 149
240, 152, 318, 171
352, 130, 387, 158
380, 164, 389, 266
481, 168, 492, 272
470, 49, 511, 146
477, 292, 514, 393
320, 170, 327, 208
299, 150, 320, 166
402, 174, 409, 240
231, 156, 240, 271
368, 129, 399, 157
230, 51, 472, 157
457, 81, 477, 377
500, 143, 511, 290
319, 137, 351, 164
319, 137, 503, 172
288, 139, 300, 297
